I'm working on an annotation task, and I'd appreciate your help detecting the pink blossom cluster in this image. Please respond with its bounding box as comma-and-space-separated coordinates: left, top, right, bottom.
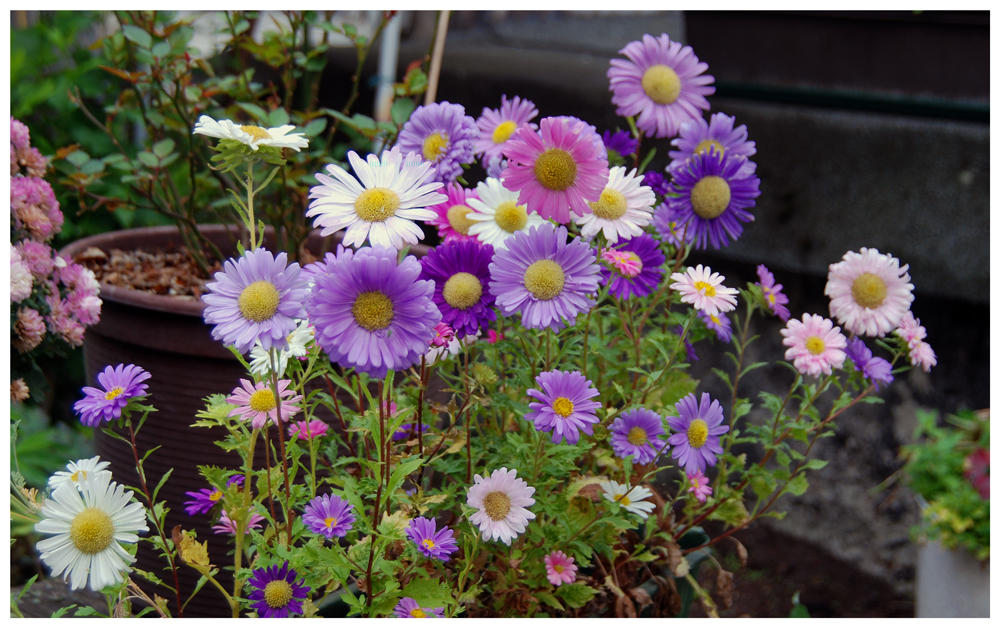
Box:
10, 117, 48, 178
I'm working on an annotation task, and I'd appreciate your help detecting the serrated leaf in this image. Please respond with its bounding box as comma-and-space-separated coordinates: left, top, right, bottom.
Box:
399, 577, 452, 608
535, 591, 564, 611
556, 583, 597, 609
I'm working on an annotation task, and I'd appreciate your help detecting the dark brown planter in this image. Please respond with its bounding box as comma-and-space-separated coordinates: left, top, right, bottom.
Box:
62, 225, 430, 617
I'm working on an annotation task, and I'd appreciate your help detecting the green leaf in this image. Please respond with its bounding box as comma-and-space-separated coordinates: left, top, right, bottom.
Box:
801, 458, 828, 471
51, 605, 78, 618
749, 471, 777, 500
66, 150, 90, 167
790, 603, 810, 618
236, 102, 269, 123
784, 473, 809, 496
121, 24, 153, 49
152, 139, 175, 158
151, 41, 171, 57
399, 577, 452, 608
303, 118, 327, 137
268, 107, 290, 128
390, 97, 416, 126
556, 583, 597, 609
535, 591, 564, 611
137, 151, 160, 168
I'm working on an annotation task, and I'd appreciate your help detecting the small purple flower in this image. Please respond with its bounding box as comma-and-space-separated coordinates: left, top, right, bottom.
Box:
73, 363, 151, 427
525, 370, 601, 445
183, 487, 224, 516
475, 95, 538, 166
642, 171, 670, 198
398, 101, 479, 183
610, 408, 668, 465
844, 337, 894, 391
600, 234, 665, 300
668, 112, 756, 176
602, 129, 639, 159
226, 474, 245, 488
698, 309, 733, 343
247, 561, 310, 618
667, 393, 728, 474
419, 238, 497, 337
756, 264, 791, 322
405, 517, 459, 562
302, 494, 356, 539
395, 597, 444, 618
675, 326, 698, 363
393, 423, 414, 441
651, 203, 694, 248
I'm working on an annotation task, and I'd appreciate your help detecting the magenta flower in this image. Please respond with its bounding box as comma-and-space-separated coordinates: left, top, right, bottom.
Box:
426, 183, 480, 243
780, 313, 847, 378
227, 379, 303, 429
394, 597, 444, 618
610, 408, 668, 465
406, 517, 459, 562
302, 494, 355, 539
600, 234, 665, 300
73, 364, 151, 427
288, 419, 329, 441
687, 470, 713, 503
667, 392, 728, 475
213, 509, 265, 535
544, 550, 578, 586
525, 370, 602, 445
487, 329, 504, 344
756, 265, 791, 322
246, 561, 310, 618
475, 94, 539, 165
894, 312, 937, 373
398, 101, 479, 183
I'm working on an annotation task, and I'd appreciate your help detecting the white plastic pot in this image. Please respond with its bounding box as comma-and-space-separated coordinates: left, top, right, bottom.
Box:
915, 540, 989, 617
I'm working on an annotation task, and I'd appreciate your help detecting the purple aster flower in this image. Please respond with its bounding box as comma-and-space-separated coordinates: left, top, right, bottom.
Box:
525, 370, 601, 445
668, 112, 756, 176
226, 474, 245, 488
183, 487, 224, 516
602, 129, 639, 159
395, 597, 444, 618
305, 245, 441, 379
651, 203, 694, 247
600, 234, 665, 300
698, 309, 733, 343
393, 423, 414, 441
398, 101, 479, 183
668, 147, 761, 250
475, 95, 538, 166
73, 363, 151, 427
246, 561, 310, 618
608, 33, 715, 139
756, 264, 791, 322
488, 224, 600, 332
302, 493, 356, 539
610, 408, 668, 465
844, 337, 894, 391
405, 516, 459, 562
667, 392, 728, 474
674, 326, 698, 363
419, 238, 497, 337
202, 248, 309, 354
485, 156, 509, 179
642, 171, 670, 198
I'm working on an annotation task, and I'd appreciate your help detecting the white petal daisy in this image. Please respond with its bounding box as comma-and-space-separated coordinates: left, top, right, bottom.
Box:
669, 264, 738, 316
574, 166, 655, 244
193, 115, 308, 152
466, 467, 536, 545
48, 456, 112, 492
306, 146, 446, 250
249, 319, 314, 378
465, 177, 547, 250
824, 247, 914, 337
600, 480, 656, 519
35, 471, 149, 591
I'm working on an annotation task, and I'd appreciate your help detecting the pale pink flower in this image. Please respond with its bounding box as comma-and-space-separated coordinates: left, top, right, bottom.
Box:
213, 509, 265, 535
227, 379, 302, 429
14, 307, 46, 353
908, 340, 937, 373
10, 245, 33, 302
669, 264, 738, 316
894, 311, 926, 345
780, 313, 847, 377
288, 419, 329, 441
825, 248, 914, 337
466, 467, 536, 545
687, 470, 713, 503
543, 550, 578, 586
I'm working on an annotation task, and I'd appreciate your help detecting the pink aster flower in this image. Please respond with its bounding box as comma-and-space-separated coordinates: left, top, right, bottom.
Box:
466, 467, 536, 545
687, 470, 713, 503
426, 183, 480, 243
227, 379, 303, 429
487, 329, 504, 344
10, 245, 33, 302
544, 550, 578, 586
669, 264, 738, 316
756, 265, 791, 322
288, 419, 329, 441
894, 311, 926, 345
11, 117, 30, 150
825, 248, 914, 337
475, 94, 539, 165
908, 339, 937, 373
780, 313, 848, 377
16, 241, 55, 279
607, 33, 715, 139
430, 322, 455, 348
501, 116, 610, 223
213, 509, 265, 535
13, 307, 46, 353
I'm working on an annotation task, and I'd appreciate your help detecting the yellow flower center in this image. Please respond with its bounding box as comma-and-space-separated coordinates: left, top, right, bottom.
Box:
494, 201, 529, 233
483, 490, 512, 521
621, 252, 643, 277
352, 291, 394, 331
805, 336, 826, 356
614, 493, 632, 506
249, 388, 276, 413
354, 187, 400, 223
324, 516, 337, 529
851, 272, 888, 309
693, 281, 717, 298
552, 397, 575, 417
70, 470, 86, 483
523, 260, 565, 301
263, 580, 293, 609
210, 490, 223, 501
533, 148, 577, 191
422, 538, 436, 550
447, 204, 475, 235
694, 139, 726, 157
442, 272, 483, 310
70, 507, 115, 554
422, 132, 449, 161
410, 609, 427, 618
627, 427, 648, 446
687, 419, 709, 449
104, 387, 124, 400
589, 188, 629, 220
492, 121, 518, 144
240, 125, 272, 141
710, 314, 721, 325
690, 176, 731, 220
641, 64, 682, 105
238, 281, 281, 322
554, 564, 565, 573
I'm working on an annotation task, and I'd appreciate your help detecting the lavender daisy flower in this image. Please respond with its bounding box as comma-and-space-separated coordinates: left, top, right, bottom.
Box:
475, 95, 539, 166
610, 408, 668, 465
642, 171, 670, 198
608, 33, 715, 139
488, 224, 600, 332
395, 597, 444, 618
668, 148, 761, 250
405, 516, 459, 562
668, 112, 756, 176
756, 265, 791, 322
651, 203, 694, 247
602, 129, 639, 159
844, 337, 894, 391
525, 370, 601, 445
398, 101, 479, 183
183, 487, 224, 516
306, 246, 441, 378
247, 561, 310, 618
698, 309, 733, 343
302, 494, 356, 539
202, 248, 309, 354
73, 363, 151, 427
667, 392, 728, 474
418, 238, 497, 337
600, 234, 665, 300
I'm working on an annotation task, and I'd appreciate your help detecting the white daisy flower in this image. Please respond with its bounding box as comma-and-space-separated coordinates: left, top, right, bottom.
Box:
466, 467, 536, 545
669, 264, 738, 316
825, 247, 914, 337
35, 471, 149, 591
306, 146, 446, 250
574, 166, 656, 244
600, 480, 656, 519
249, 319, 314, 378
48, 456, 112, 491
465, 177, 546, 250
193, 115, 309, 152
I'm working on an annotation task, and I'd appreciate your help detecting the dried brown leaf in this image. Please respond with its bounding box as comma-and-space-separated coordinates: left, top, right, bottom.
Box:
729, 536, 748, 569
716, 568, 734, 610
628, 586, 653, 612
615, 594, 637, 618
